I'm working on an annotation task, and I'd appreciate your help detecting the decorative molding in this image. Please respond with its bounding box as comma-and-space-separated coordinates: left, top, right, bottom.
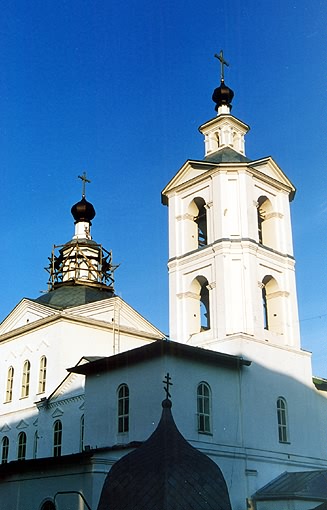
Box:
206, 282, 216, 290
52, 408, 64, 418
265, 212, 283, 220
267, 290, 290, 299
45, 394, 85, 410
176, 292, 199, 300
176, 213, 194, 221
257, 281, 265, 289
20, 345, 33, 357
16, 419, 29, 430
204, 201, 213, 209
0, 423, 11, 433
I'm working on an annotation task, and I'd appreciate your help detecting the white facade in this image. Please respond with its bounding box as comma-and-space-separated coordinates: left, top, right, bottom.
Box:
0, 82, 327, 510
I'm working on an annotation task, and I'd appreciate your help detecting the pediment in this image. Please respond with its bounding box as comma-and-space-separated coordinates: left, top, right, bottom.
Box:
0, 423, 11, 433
48, 365, 86, 402
0, 299, 59, 336
65, 296, 164, 338
249, 157, 296, 195
52, 408, 64, 418
162, 160, 215, 201
16, 419, 29, 430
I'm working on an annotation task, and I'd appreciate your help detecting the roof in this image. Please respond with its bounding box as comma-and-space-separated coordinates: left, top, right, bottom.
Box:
254, 470, 327, 501
69, 338, 251, 376
203, 147, 251, 163
33, 284, 114, 310
97, 398, 232, 510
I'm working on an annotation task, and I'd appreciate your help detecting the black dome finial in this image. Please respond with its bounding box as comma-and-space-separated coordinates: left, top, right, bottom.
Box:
212, 50, 234, 112
71, 172, 96, 224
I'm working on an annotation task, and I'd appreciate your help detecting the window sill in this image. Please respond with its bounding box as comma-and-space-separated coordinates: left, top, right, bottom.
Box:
198, 431, 213, 436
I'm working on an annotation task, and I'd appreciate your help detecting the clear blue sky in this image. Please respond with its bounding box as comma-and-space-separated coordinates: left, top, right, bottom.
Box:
0, 1, 326, 375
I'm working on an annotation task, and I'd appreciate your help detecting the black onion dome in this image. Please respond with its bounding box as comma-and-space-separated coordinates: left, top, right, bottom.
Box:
212, 80, 234, 112
71, 197, 96, 224
97, 398, 232, 510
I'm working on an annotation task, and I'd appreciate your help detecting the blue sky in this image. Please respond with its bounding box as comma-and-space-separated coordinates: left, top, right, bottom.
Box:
0, 1, 326, 375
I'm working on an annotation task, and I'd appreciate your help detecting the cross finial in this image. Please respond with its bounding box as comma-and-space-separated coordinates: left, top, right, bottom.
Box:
78, 171, 91, 198
214, 50, 230, 81
163, 372, 173, 399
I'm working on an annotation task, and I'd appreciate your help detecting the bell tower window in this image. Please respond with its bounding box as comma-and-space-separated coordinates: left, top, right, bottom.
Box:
189, 276, 211, 335
195, 200, 208, 248
262, 275, 283, 335
257, 196, 276, 249
200, 283, 210, 331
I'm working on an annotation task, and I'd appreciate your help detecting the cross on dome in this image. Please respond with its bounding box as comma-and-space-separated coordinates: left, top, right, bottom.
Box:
163, 372, 173, 399
214, 50, 230, 82
78, 171, 91, 198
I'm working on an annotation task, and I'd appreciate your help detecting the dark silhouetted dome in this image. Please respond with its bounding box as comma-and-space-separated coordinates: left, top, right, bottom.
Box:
71, 197, 96, 224
212, 80, 234, 112
97, 398, 232, 510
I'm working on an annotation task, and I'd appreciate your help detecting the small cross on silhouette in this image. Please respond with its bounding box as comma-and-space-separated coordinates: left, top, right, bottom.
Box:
78, 171, 91, 198
163, 372, 173, 399
214, 50, 230, 81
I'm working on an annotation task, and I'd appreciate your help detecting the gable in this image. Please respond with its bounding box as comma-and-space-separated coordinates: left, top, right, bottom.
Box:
0, 299, 59, 336
64, 296, 164, 338
162, 160, 216, 203
249, 157, 296, 198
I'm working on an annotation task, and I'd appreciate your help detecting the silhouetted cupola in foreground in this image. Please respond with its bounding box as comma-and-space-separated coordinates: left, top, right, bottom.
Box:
97, 376, 232, 510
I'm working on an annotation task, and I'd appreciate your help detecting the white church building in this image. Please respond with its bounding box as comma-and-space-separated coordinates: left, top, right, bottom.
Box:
0, 60, 327, 510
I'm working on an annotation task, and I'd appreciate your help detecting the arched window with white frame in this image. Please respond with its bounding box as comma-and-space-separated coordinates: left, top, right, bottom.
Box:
1, 436, 9, 464
257, 196, 277, 249
262, 275, 283, 335
5, 366, 14, 403
189, 276, 211, 335
53, 420, 62, 457
21, 360, 30, 398
277, 397, 289, 443
197, 382, 212, 434
17, 431, 27, 460
117, 384, 129, 433
38, 356, 47, 394
186, 197, 208, 252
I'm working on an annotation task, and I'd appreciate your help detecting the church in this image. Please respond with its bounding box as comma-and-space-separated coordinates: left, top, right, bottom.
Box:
1, 55, 327, 510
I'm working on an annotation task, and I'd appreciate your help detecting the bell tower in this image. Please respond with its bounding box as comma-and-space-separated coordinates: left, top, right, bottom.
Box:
162, 53, 300, 357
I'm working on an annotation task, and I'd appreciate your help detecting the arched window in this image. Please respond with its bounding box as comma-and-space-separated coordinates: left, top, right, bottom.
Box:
53, 420, 62, 457
200, 282, 210, 331
186, 197, 208, 252
257, 196, 275, 248
80, 414, 85, 452
189, 276, 211, 335
17, 431, 27, 460
262, 285, 269, 330
38, 356, 47, 394
33, 431, 38, 459
197, 382, 211, 433
1, 436, 9, 464
117, 384, 129, 433
277, 397, 289, 443
5, 366, 14, 402
262, 276, 283, 334
40, 501, 56, 510
194, 198, 208, 248
21, 360, 30, 398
